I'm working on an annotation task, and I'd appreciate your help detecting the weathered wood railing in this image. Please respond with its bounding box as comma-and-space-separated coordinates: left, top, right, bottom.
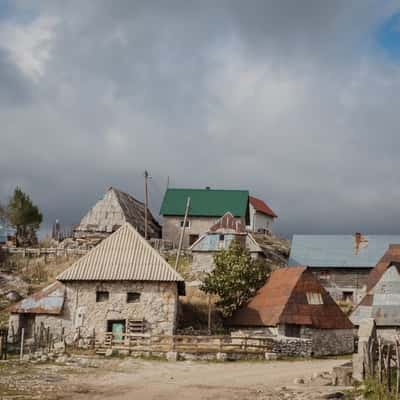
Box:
98, 333, 274, 354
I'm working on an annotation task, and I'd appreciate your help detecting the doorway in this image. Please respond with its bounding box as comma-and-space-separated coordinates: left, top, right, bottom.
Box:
107, 320, 126, 341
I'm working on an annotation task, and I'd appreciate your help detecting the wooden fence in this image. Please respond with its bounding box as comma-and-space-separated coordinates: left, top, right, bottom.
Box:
97, 333, 273, 355
363, 337, 400, 395
1, 246, 88, 257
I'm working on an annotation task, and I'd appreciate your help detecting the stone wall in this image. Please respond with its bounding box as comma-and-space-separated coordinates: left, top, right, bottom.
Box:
270, 336, 312, 357
301, 327, 354, 356
9, 281, 179, 344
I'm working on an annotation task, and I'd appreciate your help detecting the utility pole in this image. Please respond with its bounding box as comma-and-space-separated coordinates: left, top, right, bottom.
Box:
175, 197, 191, 270
144, 170, 149, 240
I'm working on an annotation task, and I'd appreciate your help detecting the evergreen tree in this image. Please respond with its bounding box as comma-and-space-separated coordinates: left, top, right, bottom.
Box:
7, 187, 43, 246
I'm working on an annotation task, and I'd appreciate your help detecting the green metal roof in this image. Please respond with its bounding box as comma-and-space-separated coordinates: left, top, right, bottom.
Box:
160, 188, 249, 217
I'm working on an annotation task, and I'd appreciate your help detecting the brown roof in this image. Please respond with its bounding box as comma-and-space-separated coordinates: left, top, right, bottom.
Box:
365, 244, 400, 291
209, 212, 246, 233
227, 266, 353, 329
249, 196, 277, 218
58, 223, 185, 294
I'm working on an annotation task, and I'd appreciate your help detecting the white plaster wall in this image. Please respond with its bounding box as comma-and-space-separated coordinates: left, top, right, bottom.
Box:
248, 204, 274, 233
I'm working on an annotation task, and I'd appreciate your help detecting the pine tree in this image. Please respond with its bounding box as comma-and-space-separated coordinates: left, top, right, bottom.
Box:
7, 187, 43, 246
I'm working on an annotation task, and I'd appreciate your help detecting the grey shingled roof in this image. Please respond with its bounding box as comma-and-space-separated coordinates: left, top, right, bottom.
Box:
58, 223, 184, 286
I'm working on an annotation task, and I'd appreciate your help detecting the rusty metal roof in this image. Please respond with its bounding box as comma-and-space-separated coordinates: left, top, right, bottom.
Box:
57, 223, 184, 289
10, 281, 65, 314
209, 212, 246, 233
228, 266, 353, 329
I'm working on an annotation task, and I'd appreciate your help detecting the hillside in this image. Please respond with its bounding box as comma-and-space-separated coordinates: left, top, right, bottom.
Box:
0, 234, 290, 330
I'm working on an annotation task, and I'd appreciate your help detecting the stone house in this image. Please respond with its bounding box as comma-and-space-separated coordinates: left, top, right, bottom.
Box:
288, 234, 400, 304
227, 266, 354, 356
248, 196, 277, 234
74, 187, 161, 242
190, 212, 264, 274
351, 244, 400, 339
160, 187, 250, 248
9, 223, 184, 344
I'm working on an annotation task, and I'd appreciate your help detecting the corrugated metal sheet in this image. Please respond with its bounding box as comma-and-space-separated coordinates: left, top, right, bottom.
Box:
189, 212, 262, 253
10, 282, 65, 314
351, 264, 400, 326
160, 188, 249, 217
57, 223, 184, 284
289, 235, 400, 268
227, 266, 353, 329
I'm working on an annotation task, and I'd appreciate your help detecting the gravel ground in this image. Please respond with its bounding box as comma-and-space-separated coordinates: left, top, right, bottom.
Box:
0, 356, 352, 400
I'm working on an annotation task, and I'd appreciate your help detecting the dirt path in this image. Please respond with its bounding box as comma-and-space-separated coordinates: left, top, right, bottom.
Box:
65, 358, 350, 400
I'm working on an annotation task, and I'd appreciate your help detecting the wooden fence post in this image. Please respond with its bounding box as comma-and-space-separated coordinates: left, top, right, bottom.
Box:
20, 328, 25, 361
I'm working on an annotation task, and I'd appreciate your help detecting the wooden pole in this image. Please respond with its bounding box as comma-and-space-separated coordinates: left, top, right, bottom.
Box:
207, 294, 212, 335
144, 170, 149, 240
174, 197, 191, 270
20, 328, 25, 361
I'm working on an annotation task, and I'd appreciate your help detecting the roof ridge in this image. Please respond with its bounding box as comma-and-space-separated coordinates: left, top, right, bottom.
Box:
123, 222, 184, 279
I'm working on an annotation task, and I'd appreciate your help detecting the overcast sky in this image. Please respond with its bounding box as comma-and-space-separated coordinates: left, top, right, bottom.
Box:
1, 1, 400, 238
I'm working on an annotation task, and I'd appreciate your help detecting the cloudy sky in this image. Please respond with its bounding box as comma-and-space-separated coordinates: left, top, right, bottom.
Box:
1, 1, 400, 238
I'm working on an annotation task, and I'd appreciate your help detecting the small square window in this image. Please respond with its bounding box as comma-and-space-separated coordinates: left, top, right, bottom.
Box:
219, 234, 224, 241
179, 220, 190, 228
96, 291, 109, 302
127, 292, 141, 303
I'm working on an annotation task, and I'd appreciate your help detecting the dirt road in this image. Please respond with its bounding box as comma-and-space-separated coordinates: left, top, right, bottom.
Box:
66, 357, 350, 400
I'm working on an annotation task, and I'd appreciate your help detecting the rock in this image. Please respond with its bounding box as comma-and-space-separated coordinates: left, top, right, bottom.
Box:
216, 352, 228, 361
322, 392, 344, 399
5, 290, 22, 302
294, 378, 304, 384
53, 341, 66, 354
56, 355, 69, 364
105, 348, 116, 357
22, 354, 31, 361
40, 355, 49, 362
265, 352, 278, 360
166, 351, 178, 362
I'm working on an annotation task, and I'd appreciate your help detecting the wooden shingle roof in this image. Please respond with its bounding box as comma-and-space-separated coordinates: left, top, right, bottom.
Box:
227, 266, 353, 329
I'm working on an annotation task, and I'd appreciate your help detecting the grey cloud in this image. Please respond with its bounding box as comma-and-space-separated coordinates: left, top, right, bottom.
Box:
1, 1, 400, 237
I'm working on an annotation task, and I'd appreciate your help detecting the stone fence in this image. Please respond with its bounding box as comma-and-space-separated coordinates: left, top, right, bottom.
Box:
96, 333, 312, 360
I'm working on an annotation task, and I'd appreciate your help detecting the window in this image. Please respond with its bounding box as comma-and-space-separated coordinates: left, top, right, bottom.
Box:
180, 220, 190, 228
189, 234, 199, 245
319, 270, 330, 280
306, 292, 323, 305
219, 234, 225, 241
342, 291, 353, 302
96, 291, 109, 302
127, 292, 141, 303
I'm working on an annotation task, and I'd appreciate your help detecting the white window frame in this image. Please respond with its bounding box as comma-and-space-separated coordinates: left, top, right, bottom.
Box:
306, 292, 323, 305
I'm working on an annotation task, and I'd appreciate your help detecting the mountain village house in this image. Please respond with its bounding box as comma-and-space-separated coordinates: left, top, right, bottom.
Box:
160, 187, 276, 248
288, 234, 400, 304
248, 196, 277, 234
351, 244, 400, 339
228, 266, 354, 356
74, 187, 161, 244
9, 223, 184, 344
190, 212, 264, 274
